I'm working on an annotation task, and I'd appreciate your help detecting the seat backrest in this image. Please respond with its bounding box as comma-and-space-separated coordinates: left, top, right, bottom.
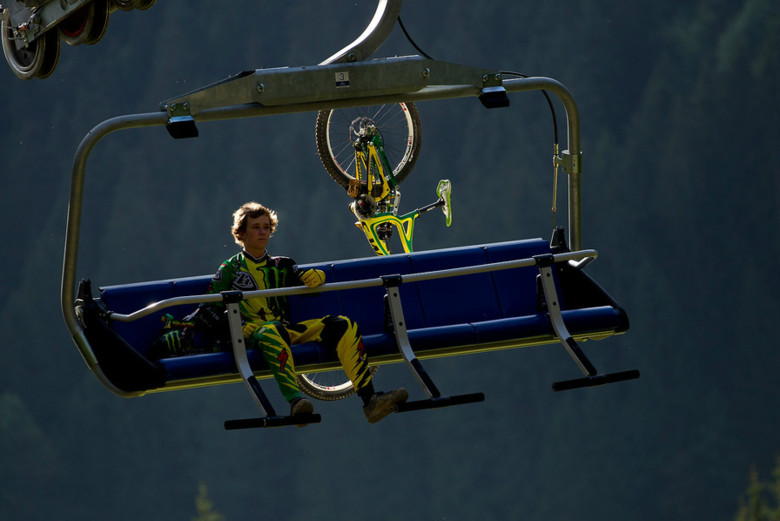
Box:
484, 239, 551, 316
326, 254, 421, 334
409, 245, 500, 327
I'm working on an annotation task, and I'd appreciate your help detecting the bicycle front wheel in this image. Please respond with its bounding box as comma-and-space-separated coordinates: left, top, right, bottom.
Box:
315, 103, 422, 191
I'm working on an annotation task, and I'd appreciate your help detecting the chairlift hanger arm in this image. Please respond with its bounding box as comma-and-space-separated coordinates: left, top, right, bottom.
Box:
320, 0, 404, 65
160, 0, 406, 114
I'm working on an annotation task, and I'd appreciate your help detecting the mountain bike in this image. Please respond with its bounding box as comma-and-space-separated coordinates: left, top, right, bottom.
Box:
297, 103, 452, 401
315, 102, 451, 256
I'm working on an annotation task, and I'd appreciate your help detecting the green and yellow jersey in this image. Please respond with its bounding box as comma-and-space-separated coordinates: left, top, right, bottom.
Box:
208, 251, 302, 324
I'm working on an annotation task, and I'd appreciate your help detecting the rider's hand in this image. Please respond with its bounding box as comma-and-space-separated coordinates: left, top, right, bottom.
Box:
300, 269, 326, 288
242, 322, 260, 338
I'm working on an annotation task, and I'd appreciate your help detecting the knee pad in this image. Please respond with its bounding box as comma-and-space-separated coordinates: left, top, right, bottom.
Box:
320, 315, 354, 349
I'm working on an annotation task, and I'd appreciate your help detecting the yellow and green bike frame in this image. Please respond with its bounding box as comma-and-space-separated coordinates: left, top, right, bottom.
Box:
349, 125, 451, 256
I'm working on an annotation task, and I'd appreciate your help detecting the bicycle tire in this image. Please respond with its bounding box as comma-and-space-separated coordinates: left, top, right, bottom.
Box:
314, 103, 422, 192
297, 367, 378, 401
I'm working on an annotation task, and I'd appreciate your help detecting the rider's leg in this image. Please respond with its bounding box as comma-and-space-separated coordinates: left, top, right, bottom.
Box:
248, 322, 302, 403
289, 316, 374, 393
286, 316, 408, 423
315, 315, 408, 422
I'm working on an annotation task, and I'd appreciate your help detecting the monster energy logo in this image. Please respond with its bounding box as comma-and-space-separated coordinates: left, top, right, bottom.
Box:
253, 265, 291, 319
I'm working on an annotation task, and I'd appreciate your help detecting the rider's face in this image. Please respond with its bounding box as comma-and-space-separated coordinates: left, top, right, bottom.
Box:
240, 214, 273, 257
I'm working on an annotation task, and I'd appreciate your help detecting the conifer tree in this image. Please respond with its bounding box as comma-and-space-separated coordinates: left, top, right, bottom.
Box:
735, 460, 780, 521
192, 483, 225, 521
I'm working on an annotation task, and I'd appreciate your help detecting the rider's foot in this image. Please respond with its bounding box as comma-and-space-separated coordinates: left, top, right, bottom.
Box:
290, 397, 314, 427
363, 388, 409, 424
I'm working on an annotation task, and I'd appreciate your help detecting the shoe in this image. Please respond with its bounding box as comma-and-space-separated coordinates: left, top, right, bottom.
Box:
363, 388, 409, 424
290, 397, 314, 428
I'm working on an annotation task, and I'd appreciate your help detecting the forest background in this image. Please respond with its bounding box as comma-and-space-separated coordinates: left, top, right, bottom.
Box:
1, 1, 779, 520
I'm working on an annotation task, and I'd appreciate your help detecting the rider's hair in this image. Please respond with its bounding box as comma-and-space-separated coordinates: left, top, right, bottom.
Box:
231, 202, 279, 246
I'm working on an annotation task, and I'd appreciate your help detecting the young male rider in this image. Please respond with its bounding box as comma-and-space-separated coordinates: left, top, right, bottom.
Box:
208, 201, 408, 423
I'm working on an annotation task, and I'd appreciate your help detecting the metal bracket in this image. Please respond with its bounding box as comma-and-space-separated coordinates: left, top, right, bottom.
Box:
383, 276, 485, 411
383, 277, 438, 398
223, 300, 321, 429
534, 255, 639, 391
165, 101, 198, 139
482, 73, 503, 88
166, 101, 192, 119
478, 72, 509, 108
225, 301, 274, 417
554, 150, 582, 175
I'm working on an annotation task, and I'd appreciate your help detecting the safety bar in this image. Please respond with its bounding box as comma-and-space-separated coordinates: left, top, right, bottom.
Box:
107, 249, 598, 323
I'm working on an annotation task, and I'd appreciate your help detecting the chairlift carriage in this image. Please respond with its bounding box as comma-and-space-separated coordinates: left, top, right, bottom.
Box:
61, 0, 638, 429
1, 0, 156, 80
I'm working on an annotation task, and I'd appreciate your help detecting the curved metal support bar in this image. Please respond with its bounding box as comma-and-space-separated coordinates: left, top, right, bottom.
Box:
319, 0, 404, 65
61, 112, 168, 372
502, 77, 582, 249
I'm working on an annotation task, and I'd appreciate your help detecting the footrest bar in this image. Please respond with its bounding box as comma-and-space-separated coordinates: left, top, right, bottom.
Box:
396, 392, 485, 413
552, 369, 640, 392
224, 414, 322, 430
